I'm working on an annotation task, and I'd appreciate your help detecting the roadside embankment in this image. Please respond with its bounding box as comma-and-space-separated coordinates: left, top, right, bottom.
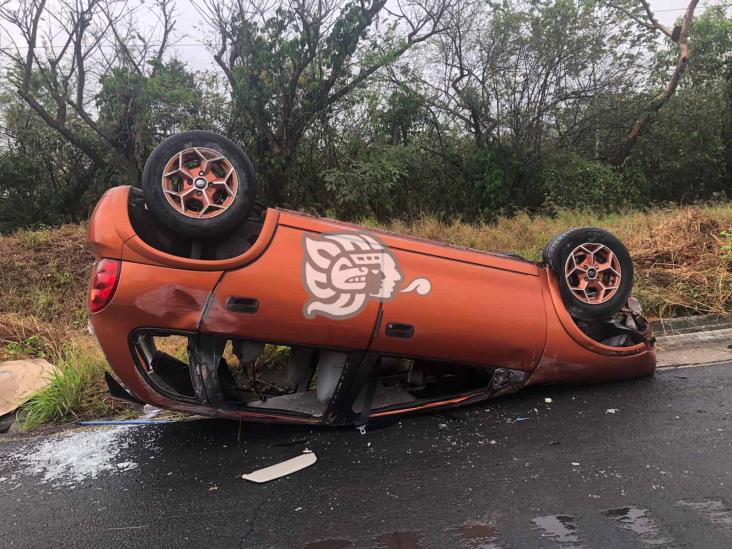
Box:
1, 204, 730, 428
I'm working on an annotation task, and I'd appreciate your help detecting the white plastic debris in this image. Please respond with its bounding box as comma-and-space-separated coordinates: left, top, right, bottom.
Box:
115, 461, 137, 472
242, 449, 316, 484
571, 462, 580, 466
545, 398, 553, 403
606, 408, 619, 414
142, 405, 163, 418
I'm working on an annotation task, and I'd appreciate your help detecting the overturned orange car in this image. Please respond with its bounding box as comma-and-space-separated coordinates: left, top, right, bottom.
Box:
88, 131, 656, 427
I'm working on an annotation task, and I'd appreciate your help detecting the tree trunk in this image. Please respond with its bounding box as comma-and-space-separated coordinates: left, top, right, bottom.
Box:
723, 85, 732, 192
264, 138, 299, 206
610, 0, 699, 166
266, 165, 287, 205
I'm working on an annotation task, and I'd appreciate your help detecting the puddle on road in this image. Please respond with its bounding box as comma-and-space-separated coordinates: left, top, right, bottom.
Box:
304, 540, 353, 549
376, 531, 424, 549
532, 515, 581, 545
676, 499, 732, 528
602, 506, 672, 545
447, 519, 502, 548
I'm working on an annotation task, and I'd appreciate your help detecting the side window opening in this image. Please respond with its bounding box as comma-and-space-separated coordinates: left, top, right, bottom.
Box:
132, 332, 496, 420
217, 340, 347, 418
134, 334, 197, 400
353, 357, 494, 415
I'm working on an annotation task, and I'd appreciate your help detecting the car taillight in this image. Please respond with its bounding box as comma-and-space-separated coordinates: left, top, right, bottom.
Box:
89, 259, 121, 313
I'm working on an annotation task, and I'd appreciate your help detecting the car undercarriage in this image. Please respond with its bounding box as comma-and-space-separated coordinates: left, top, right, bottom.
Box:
87, 132, 656, 426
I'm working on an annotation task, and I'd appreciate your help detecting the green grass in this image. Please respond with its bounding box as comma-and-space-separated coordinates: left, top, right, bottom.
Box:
257, 344, 290, 370
17, 343, 122, 429
3, 335, 51, 360
723, 229, 732, 261
13, 226, 53, 249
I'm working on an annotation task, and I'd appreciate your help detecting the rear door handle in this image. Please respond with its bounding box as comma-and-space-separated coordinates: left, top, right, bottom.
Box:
226, 296, 259, 314
385, 322, 414, 339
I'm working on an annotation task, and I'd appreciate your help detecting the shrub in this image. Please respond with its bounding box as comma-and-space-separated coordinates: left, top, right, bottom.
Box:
543, 153, 644, 212
321, 146, 411, 219
460, 148, 513, 220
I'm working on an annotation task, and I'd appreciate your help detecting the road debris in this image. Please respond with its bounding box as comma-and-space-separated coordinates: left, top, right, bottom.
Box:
242, 449, 317, 483
273, 438, 309, 448
0, 359, 56, 416
606, 408, 619, 414
4, 425, 156, 487
545, 398, 553, 403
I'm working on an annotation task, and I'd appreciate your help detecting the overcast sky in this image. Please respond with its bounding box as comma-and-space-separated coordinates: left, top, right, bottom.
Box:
167, 0, 728, 71
0, 1, 727, 72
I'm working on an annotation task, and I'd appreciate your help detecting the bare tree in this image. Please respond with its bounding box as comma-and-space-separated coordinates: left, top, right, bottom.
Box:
426, 0, 650, 163
198, 0, 451, 203
608, 0, 700, 165
425, 0, 497, 149
0, 0, 177, 176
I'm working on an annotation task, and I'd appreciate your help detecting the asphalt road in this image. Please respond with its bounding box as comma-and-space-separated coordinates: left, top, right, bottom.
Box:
1, 362, 731, 549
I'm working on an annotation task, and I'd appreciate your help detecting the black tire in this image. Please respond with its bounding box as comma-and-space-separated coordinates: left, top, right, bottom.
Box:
542, 227, 633, 321
142, 131, 256, 239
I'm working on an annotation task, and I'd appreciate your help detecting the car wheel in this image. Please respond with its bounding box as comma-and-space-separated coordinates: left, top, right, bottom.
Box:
542, 227, 633, 321
141, 131, 256, 239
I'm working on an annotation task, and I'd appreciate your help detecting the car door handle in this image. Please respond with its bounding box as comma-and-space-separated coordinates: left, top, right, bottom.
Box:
385, 322, 414, 339
226, 297, 259, 314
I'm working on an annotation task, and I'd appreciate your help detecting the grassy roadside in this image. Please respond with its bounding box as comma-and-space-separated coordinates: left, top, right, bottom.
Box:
367, 204, 732, 317
1, 203, 730, 429
0, 315, 132, 429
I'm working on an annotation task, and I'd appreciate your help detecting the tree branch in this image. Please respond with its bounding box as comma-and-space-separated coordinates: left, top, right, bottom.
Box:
611, 0, 699, 165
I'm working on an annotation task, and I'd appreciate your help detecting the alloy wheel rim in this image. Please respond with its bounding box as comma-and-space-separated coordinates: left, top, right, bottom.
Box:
161, 147, 239, 219
564, 243, 621, 305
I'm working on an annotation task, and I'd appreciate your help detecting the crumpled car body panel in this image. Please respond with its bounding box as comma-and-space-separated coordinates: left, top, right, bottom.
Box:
88, 186, 655, 425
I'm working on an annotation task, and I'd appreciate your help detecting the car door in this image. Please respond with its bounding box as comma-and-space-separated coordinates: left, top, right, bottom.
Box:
200, 218, 380, 350
369, 241, 547, 372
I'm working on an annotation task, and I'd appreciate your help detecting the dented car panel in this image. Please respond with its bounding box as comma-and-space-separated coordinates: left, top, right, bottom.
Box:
200, 225, 382, 350
88, 185, 656, 426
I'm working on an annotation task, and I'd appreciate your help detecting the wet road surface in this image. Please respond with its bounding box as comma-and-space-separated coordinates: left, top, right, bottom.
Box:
1, 362, 731, 548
